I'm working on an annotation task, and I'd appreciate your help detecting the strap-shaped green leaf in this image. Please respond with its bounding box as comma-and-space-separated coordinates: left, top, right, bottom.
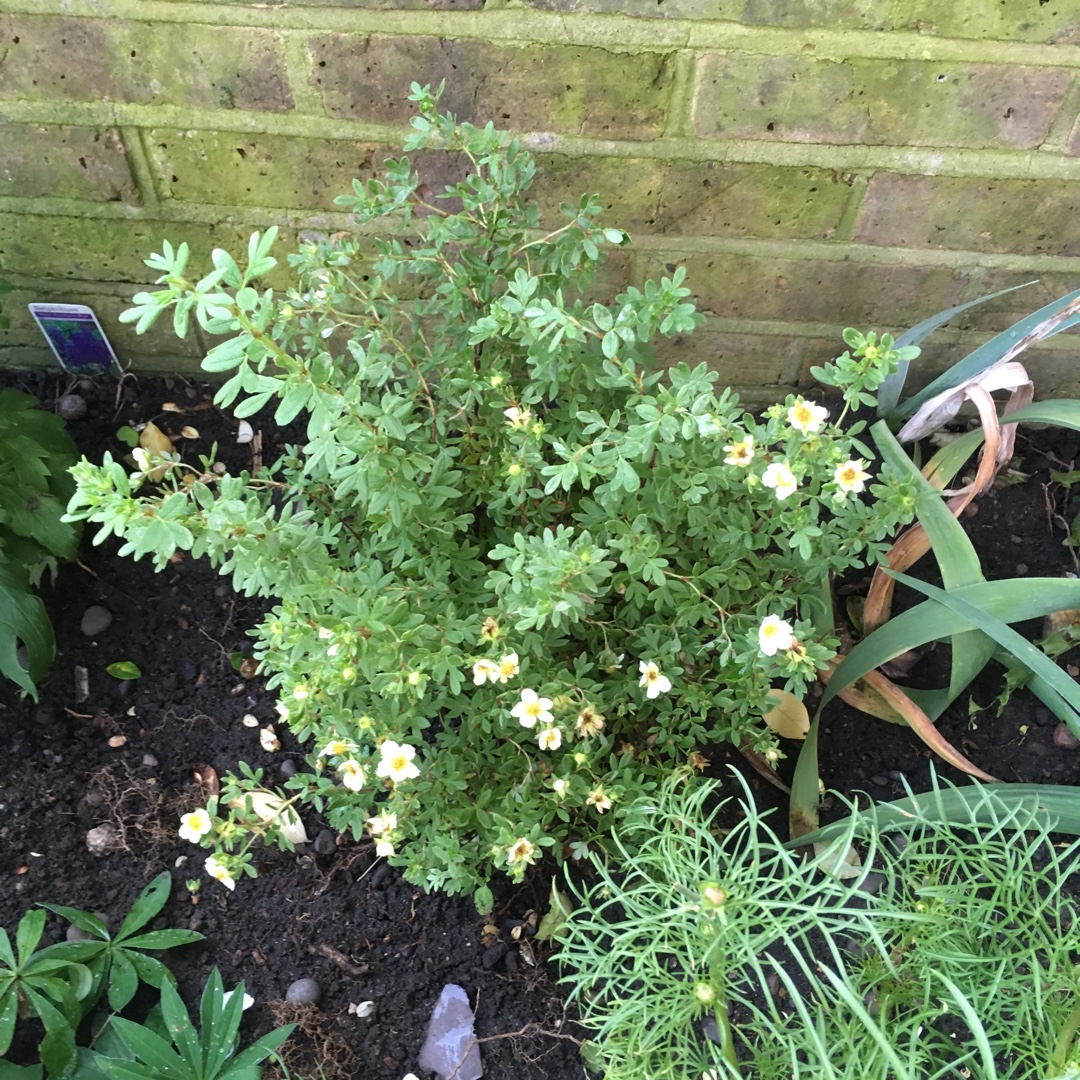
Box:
892, 287, 1080, 422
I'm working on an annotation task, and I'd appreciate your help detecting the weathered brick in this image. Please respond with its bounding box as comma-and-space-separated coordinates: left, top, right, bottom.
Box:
924, 273, 1080, 335
0, 16, 292, 111
1068, 114, 1080, 157
533, 156, 853, 238
652, 321, 795, 385
521, 0, 732, 14
0, 214, 299, 289
0, 125, 136, 203
150, 130, 391, 211
854, 174, 1080, 257
647, 252, 969, 326
694, 53, 1069, 150
309, 35, 673, 139
742, 0, 1079, 42
4, 287, 204, 361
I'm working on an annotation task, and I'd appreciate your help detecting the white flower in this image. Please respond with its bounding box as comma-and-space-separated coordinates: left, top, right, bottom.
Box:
507, 837, 536, 865
552, 778, 569, 799
511, 688, 554, 729
366, 811, 397, 836
586, 787, 613, 814
834, 458, 872, 494
495, 652, 520, 684
375, 840, 395, 858
178, 809, 212, 844
472, 658, 499, 685
259, 725, 280, 752
575, 706, 605, 739
205, 855, 235, 891
377, 741, 420, 783
504, 406, 533, 429
318, 627, 334, 640
338, 758, 365, 791
292, 685, 309, 701
638, 660, 672, 700
761, 461, 798, 500
758, 615, 796, 657
132, 447, 150, 473
787, 399, 828, 434
537, 727, 562, 751
319, 739, 356, 758
723, 435, 754, 467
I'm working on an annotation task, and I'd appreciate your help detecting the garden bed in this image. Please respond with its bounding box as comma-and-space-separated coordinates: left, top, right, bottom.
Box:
2, 366, 1079, 1079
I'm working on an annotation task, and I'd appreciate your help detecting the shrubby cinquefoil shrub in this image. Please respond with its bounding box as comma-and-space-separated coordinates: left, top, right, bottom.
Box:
66, 84, 917, 908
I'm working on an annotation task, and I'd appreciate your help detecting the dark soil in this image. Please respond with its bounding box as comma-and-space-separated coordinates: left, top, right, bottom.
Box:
3, 368, 1079, 1079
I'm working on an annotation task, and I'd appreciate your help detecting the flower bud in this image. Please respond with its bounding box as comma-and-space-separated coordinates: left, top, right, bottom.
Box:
694, 982, 717, 1007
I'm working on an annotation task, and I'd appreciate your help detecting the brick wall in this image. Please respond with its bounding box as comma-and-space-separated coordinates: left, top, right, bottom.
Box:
1, 0, 1079, 402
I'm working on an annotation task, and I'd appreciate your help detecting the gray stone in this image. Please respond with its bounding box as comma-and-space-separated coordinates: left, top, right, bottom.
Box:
81, 605, 113, 636
313, 829, 336, 855
285, 978, 322, 1006
86, 822, 122, 856
58, 394, 87, 420
418, 984, 482, 1080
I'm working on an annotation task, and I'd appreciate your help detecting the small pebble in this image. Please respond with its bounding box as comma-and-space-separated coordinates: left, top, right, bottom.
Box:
870, 774, 888, 786
142, 754, 158, 768
1016, 563, 1029, 575
502, 950, 518, 975
86, 822, 122, 856
285, 978, 322, 1006
370, 863, 391, 889
1010, 534, 1023, 544
857, 872, 887, 896
58, 394, 88, 420
81, 606, 113, 637
1053, 723, 1080, 750
280, 759, 298, 779
887, 770, 906, 783
481, 941, 508, 970
314, 829, 336, 855
1034, 707, 1054, 727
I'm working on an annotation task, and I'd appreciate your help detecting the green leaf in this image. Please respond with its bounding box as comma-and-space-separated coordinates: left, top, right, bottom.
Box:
0, 568, 54, 698
15, 909, 46, 965
889, 570, 1080, 735
38, 906, 108, 942
892, 287, 1080, 422
114, 874, 171, 940
116, 426, 140, 448
109, 1017, 190, 1080
877, 282, 1037, 417
106, 661, 142, 680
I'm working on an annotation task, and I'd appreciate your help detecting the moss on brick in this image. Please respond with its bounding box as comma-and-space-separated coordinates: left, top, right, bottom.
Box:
651, 251, 969, 326
0, 214, 299, 290
855, 174, 1080, 257
694, 53, 1070, 151
0, 125, 137, 203
0, 15, 292, 111
308, 34, 674, 139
